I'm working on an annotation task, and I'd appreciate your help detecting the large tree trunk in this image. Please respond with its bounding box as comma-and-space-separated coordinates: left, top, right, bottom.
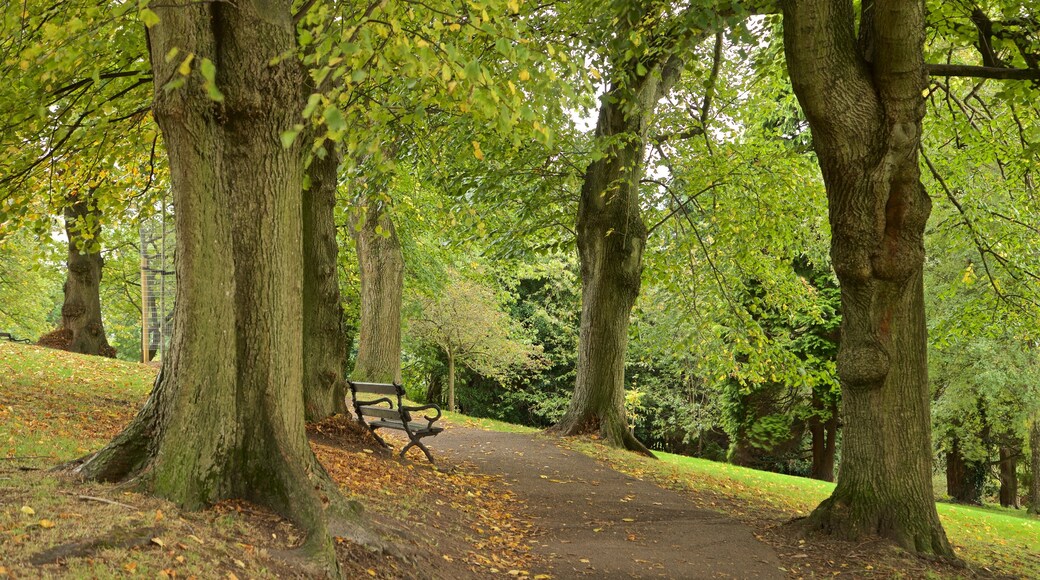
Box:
350, 196, 403, 384
62, 194, 114, 358
73, 1, 365, 571
302, 143, 349, 422
998, 446, 1020, 509
783, 0, 952, 554
945, 438, 985, 504
551, 50, 683, 457
1030, 418, 1040, 515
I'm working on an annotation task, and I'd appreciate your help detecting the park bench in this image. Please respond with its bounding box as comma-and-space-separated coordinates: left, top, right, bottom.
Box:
0, 331, 31, 344
347, 380, 444, 463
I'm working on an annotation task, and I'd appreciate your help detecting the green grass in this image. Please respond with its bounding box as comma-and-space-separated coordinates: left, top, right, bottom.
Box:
441, 411, 539, 434
0, 342, 155, 463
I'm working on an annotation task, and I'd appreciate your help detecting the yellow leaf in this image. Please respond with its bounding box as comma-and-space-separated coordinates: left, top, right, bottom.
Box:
124, 562, 138, 573
621, 518, 634, 522
20, 506, 34, 516
39, 519, 55, 528
178, 54, 195, 76
151, 537, 166, 548
234, 559, 246, 568
472, 141, 485, 161
367, 570, 377, 577
518, 69, 530, 82
442, 554, 454, 562
155, 509, 164, 521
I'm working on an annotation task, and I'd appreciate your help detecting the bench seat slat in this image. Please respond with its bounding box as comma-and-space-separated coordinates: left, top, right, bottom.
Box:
368, 419, 445, 435
358, 406, 404, 421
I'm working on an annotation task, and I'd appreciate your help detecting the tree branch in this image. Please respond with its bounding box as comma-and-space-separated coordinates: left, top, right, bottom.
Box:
926, 63, 1040, 80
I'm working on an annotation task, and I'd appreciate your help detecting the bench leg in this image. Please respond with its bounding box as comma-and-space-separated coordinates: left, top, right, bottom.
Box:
400, 438, 435, 464
366, 426, 392, 450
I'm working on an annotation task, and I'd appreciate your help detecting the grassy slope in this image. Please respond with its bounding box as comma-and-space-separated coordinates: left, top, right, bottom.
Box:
0, 342, 540, 579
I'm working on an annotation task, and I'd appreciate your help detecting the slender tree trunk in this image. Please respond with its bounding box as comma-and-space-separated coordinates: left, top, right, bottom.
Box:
73, 2, 366, 571
350, 196, 404, 384
62, 195, 114, 358
945, 438, 985, 504
551, 50, 684, 457
1030, 418, 1039, 515
810, 391, 837, 482
999, 446, 1019, 508
302, 143, 348, 422
783, 0, 952, 554
426, 371, 443, 406
447, 349, 456, 412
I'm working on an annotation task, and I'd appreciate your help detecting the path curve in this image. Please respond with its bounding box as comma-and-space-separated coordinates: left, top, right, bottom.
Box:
434, 427, 784, 579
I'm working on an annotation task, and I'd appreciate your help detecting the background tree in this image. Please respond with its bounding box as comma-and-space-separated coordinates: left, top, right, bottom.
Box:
409, 273, 542, 412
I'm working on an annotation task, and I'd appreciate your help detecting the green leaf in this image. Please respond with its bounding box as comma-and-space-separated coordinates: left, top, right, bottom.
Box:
323, 106, 347, 133
139, 8, 160, 28
199, 58, 224, 102
280, 128, 300, 149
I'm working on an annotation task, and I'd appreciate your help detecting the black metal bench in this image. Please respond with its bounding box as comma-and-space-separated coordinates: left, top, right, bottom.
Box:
0, 332, 31, 344
347, 380, 443, 463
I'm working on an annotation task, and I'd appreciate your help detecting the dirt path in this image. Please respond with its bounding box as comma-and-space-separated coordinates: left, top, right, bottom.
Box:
433, 427, 784, 579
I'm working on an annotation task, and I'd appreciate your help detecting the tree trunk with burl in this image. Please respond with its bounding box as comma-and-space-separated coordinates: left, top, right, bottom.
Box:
302, 143, 349, 422
782, 0, 952, 554
61, 194, 114, 358
73, 2, 370, 572
551, 52, 684, 457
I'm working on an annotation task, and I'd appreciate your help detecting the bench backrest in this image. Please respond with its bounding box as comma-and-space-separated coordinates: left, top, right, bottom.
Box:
348, 381, 402, 396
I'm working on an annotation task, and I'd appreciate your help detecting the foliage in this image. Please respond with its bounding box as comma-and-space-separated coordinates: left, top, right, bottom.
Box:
407, 270, 543, 409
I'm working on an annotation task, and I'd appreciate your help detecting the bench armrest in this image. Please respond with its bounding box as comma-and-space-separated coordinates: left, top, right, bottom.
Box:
401, 403, 441, 426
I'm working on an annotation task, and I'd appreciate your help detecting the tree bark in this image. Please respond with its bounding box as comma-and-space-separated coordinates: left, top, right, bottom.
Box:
551, 47, 684, 457
1030, 418, 1040, 515
350, 195, 404, 384
998, 446, 1019, 508
302, 143, 348, 422
62, 194, 114, 358
72, 2, 366, 572
945, 438, 985, 504
783, 0, 952, 554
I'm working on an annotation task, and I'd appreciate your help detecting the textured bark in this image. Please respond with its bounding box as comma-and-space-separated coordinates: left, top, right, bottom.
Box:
783, 0, 952, 554
1030, 419, 1040, 514
998, 447, 1020, 508
350, 196, 403, 385
302, 144, 348, 422
945, 438, 985, 505
551, 48, 684, 457
72, 2, 365, 572
61, 196, 114, 358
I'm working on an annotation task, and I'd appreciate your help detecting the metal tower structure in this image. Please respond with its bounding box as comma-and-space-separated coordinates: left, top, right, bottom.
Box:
138, 194, 175, 362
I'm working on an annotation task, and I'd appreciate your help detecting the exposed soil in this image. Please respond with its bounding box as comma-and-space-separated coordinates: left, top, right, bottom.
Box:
431, 426, 784, 579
